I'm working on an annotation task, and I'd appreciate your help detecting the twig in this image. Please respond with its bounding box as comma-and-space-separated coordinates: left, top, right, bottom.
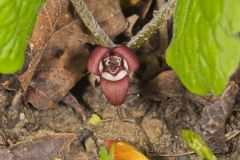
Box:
160, 151, 195, 157
101, 119, 111, 122
232, 107, 240, 112
127, 0, 176, 49
225, 130, 240, 141
70, 0, 115, 47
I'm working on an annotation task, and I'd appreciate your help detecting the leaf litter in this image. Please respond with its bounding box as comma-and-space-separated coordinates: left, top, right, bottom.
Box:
0, 0, 240, 159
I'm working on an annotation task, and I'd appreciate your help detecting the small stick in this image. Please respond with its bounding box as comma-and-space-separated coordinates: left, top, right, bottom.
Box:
115, 106, 123, 120
70, 0, 115, 48
225, 130, 240, 141
160, 151, 195, 157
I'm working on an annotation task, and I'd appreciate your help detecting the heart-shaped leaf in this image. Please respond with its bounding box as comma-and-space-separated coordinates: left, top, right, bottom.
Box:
0, 0, 46, 73
166, 0, 240, 95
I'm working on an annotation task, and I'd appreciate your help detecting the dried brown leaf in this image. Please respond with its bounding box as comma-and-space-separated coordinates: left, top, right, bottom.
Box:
84, 0, 127, 38
197, 81, 239, 152
143, 71, 217, 106
0, 147, 13, 160
138, 0, 152, 19
143, 71, 185, 101
125, 14, 139, 37
26, 24, 92, 109
10, 132, 76, 160
19, 0, 71, 91
21, 0, 127, 110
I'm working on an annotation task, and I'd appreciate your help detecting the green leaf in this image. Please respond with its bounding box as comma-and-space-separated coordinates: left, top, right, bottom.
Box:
99, 146, 115, 160
182, 130, 216, 160
0, 0, 46, 73
166, 0, 240, 95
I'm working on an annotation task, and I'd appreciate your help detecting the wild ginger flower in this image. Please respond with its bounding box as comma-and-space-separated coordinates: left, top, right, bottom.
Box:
87, 46, 139, 106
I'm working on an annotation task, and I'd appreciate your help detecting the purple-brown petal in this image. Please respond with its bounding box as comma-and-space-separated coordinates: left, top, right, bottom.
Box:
100, 76, 129, 106
113, 46, 139, 72
87, 47, 109, 75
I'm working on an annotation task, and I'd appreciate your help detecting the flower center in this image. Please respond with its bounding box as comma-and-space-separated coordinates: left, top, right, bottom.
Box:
103, 56, 122, 75
99, 54, 129, 81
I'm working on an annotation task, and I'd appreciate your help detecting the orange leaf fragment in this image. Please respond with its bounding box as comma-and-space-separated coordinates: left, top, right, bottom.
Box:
105, 141, 149, 160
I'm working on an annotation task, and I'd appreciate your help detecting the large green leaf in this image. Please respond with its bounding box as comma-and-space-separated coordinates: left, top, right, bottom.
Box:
166, 0, 240, 95
0, 0, 46, 73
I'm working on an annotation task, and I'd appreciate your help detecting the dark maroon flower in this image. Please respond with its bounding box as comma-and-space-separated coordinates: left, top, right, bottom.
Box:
87, 46, 139, 106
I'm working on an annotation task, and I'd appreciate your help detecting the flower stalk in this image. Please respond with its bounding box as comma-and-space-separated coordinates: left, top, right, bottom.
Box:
127, 0, 176, 49
70, 0, 115, 47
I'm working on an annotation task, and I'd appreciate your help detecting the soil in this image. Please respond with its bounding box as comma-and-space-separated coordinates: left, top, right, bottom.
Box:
1, 77, 240, 159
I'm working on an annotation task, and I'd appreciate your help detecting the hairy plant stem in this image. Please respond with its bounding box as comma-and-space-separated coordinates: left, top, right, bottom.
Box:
70, 0, 115, 47
127, 0, 176, 49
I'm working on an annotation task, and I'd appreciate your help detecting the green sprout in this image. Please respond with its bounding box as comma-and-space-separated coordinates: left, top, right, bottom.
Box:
99, 146, 115, 160
182, 130, 217, 160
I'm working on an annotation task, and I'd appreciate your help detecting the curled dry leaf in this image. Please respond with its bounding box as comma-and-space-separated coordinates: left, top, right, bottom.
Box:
143, 70, 185, 101
143, 70, 216, 106
22, 0, 127, 110
18, 0, 71, 91
10, 132, 76, 160
26, 29, 91, 110
197, 81, 239, 152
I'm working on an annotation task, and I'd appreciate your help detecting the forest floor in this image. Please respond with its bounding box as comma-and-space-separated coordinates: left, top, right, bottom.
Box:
1, 72, 240, 159
1, 0, 240, 160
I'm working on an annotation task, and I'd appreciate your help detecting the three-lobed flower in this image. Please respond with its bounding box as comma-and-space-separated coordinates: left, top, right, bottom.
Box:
87, 46, 139, 106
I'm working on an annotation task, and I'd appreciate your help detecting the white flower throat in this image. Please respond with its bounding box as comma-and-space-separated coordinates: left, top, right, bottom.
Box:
99, 55, 128, 81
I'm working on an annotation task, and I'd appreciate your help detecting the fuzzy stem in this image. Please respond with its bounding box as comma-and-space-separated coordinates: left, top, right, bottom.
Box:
70, 0, 115, 47
127, 0, 176, 49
